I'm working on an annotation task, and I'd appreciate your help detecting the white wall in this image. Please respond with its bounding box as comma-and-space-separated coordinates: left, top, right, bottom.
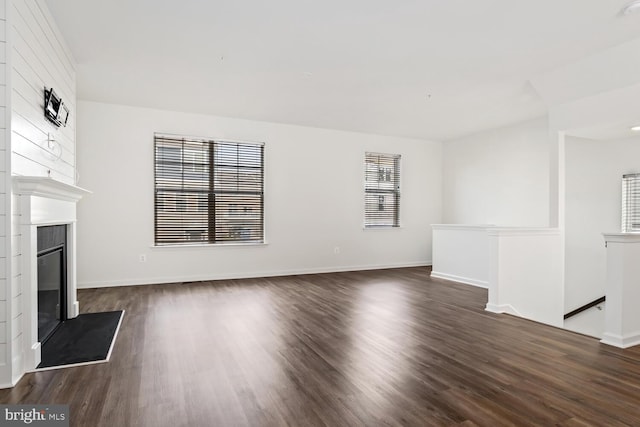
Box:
3, 0, 75, 386
564, 135, 640, 312
76, 101, 442, 287
442, 117, 549, 226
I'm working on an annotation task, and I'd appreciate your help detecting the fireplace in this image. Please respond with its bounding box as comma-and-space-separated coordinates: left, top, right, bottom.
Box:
12, 177, 90, 378
37, 225, 68, 343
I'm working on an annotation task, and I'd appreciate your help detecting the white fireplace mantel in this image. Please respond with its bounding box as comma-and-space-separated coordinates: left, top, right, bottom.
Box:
12, 176, 91, 375
13, 176, 91, 201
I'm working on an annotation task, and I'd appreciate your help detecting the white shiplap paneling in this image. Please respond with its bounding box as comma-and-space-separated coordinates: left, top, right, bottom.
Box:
0, 0, 8, 383
3, 0, 76, 387
10, 0, 75, 183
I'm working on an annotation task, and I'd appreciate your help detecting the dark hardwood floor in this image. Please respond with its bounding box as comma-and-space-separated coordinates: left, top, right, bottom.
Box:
2, 267, 640, 426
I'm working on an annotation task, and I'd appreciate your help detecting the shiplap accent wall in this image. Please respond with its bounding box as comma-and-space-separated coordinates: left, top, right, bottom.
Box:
0, 0, 8, 382
0, 0, 75, 386
10, 0, 75, 182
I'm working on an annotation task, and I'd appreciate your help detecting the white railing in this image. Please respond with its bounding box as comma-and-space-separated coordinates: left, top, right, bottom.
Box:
432, 224, 564, 328
601, 233, 640, 348
431, 224, 494, 288
485, 227, 563, 327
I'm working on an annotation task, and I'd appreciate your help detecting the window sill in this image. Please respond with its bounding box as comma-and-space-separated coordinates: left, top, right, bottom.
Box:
151, 242, 269, 249
362, 226, 403, 230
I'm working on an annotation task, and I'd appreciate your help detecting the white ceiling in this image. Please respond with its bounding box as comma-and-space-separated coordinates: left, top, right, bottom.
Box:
45, 0, 640, 141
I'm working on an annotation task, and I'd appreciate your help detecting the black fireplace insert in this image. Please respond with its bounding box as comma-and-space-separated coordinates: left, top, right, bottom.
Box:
37, 225, 67, 343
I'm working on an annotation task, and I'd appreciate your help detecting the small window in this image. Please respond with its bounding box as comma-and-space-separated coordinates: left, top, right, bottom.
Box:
622, 173, 640, 232
364, 152, 400, 227
154, 134, 264, 245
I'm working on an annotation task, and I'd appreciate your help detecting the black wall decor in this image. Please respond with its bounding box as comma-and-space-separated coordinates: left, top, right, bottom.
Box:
44, 87, 69, 127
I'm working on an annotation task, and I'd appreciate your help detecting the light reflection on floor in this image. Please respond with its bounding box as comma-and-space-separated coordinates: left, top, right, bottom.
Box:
345, 281, 414, 409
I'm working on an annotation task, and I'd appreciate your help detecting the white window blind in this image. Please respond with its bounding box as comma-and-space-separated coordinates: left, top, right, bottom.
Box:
622, 173, 640, 232
364, 152, 400, 227
154, 134, 264, 245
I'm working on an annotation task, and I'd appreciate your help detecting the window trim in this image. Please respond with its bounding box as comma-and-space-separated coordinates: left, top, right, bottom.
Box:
153, 133, 265, 246
622, 172, 640, 233
150, 241, 269, 249
364, 152, 401, 228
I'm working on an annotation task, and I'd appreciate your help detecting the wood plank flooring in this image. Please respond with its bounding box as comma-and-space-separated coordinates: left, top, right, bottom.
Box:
2, 267, 640, 426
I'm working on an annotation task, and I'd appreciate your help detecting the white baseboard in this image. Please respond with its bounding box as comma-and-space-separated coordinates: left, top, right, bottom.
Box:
430, 271, 488, 289
0, 360, 25, 389
601, 332, 640, 349
486, 304, 564, 328
485, 303, 523, 317
78, 261, 433, 289
0, 362, 23, 389
11, 372, 23, 388
0, 376, 21, 389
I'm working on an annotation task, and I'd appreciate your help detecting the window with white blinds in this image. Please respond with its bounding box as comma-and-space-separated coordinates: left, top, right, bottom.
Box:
154, 134, 264, 245
622, 173, 640, 232
364, 152, 400, 227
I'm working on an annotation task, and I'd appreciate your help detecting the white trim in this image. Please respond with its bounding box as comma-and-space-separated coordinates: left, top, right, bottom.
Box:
600, 331, 640, 349
431, 224, 494, 231
602, 232, 640, 243
151, 242, 269, 249
11, 353, 23, 387
362, 226, 403, 231
487, 227, 561, 237
13, 176, 91, 202
70, 301, 79, 318
12, 176, 90, 375
485, 303, 523, 317
32, 311, 124, 372
105, 311, 124, 361
78, 262, 432, 289
363, 151, 401, 229
34, 359, 110, 372
430, 271, 488, 288
0, 379, 21, 389
364, 151, 402, 158
154, 132, 265, 146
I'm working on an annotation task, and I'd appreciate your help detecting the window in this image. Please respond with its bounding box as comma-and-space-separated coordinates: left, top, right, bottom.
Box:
622, 173, 640, 232
154, 134, 264, 245
364, 152, 400, 227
